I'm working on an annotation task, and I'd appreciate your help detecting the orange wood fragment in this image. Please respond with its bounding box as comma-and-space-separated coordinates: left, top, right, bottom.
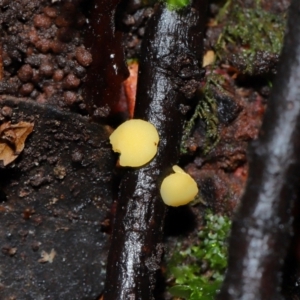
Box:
123, 61, 138, 118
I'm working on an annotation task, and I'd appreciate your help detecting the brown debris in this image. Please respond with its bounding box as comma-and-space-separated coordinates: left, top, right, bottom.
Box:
38, 249, 57, 263
2, 246, 17, 257
0, 121, 34, 166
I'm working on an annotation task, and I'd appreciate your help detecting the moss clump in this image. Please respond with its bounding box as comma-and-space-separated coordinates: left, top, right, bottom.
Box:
165, 0, 190, 10
181, 74, 222, 155
216, 2, 286, 74
166, 211, 231, 299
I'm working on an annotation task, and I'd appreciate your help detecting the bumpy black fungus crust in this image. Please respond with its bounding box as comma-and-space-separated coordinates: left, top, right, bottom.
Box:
0, 0, 91, 111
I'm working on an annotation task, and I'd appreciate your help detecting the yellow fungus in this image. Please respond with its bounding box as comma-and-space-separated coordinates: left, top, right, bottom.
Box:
160, 165, 198, 207
109, 119, 159, 167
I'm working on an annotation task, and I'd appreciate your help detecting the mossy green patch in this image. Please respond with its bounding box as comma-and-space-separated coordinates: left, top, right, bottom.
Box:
165, 0, 190, 10
181, 74, 223, 155
216, 2, 286, 74
166, 211, 231, 299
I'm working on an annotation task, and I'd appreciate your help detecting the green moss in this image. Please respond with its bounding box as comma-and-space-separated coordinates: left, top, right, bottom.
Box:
165, 0, 190, 10
181, 74, 222, 155
166, 211, 231, 299
216, 2, 286, 74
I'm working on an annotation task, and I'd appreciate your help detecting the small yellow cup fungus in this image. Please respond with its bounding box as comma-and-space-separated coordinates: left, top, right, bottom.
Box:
109, 119, 159, 167
160, 165, 198, 207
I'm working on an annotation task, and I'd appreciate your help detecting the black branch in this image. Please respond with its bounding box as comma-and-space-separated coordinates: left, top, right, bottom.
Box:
103, 1, 208, 299
83, 0, 129, 120
217, 1, 300, 299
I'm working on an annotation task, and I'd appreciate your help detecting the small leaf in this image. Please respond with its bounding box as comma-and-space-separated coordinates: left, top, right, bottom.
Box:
38, 249, 57, 263
0, 121, 34, 166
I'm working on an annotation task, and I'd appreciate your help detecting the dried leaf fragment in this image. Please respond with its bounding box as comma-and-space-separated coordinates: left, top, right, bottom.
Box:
0, 121, 34, 166
203, 50, 215, 67
38, 249, 56, 263
2, 245, 17, 256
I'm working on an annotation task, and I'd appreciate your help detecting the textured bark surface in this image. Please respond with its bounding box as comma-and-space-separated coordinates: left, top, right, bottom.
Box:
217, 1, 300, 299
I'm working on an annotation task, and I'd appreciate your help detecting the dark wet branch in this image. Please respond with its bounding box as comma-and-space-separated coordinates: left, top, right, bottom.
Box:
83, 0, 129, 120
217, 1, 300, 299
103, 1, 208, 299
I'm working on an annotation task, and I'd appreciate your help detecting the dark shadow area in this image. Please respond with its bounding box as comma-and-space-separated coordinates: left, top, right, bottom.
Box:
0, 189, 7, 202
281, 184, 300, 299
164, 205, 197, 237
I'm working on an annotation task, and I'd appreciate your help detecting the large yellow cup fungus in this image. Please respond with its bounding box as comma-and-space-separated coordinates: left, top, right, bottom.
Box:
109, 119, 159, 167
160, 165, 198, 207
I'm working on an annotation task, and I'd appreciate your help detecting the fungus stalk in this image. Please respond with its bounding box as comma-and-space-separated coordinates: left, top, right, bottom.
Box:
103, 1, 208, 298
